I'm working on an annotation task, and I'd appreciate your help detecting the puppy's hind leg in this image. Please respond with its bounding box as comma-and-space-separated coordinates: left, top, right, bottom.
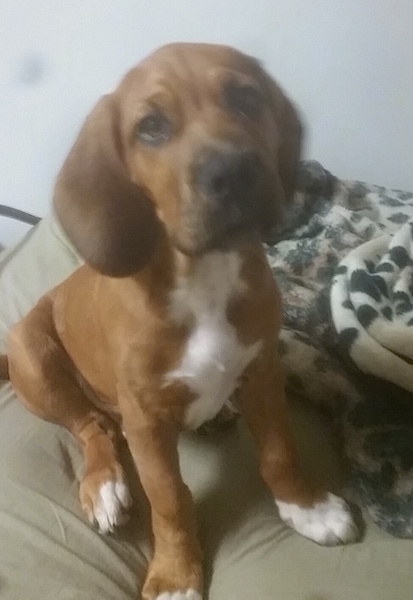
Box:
8, 298, 131, 533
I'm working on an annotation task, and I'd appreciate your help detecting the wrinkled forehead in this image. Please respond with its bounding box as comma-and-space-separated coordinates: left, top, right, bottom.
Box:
117, 43, 262, 106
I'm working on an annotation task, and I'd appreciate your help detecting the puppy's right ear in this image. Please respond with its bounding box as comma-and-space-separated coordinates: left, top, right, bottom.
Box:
54, 95, 160, 277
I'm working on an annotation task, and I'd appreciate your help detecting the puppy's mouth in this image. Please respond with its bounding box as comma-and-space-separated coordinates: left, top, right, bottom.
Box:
174, 220, 257, 257
173, 184, 274, 257
205, 206, 261, 248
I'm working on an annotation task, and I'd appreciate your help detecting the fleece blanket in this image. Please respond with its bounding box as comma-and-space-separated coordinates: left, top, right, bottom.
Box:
267, 161, 413, 537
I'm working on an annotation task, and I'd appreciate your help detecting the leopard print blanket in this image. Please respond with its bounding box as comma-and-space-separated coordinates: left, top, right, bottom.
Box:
267, 161, 413, 538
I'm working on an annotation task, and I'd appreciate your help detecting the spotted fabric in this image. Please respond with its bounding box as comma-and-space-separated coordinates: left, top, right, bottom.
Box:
332, 223, 413, 393
266, 161, 413, 537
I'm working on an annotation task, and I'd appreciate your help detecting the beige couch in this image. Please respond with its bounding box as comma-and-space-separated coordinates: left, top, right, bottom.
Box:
1, 215, 412, 600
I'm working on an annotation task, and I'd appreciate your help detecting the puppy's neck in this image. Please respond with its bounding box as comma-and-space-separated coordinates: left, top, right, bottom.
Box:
122, 228, 260, 317
138, 227, 248, 283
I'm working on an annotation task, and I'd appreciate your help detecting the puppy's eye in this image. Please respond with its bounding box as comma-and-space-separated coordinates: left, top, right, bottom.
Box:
136, 112, 171, 145
225, 84, 263, 119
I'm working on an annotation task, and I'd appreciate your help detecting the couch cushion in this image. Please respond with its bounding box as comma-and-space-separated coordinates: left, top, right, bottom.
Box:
0, 215, 412, 600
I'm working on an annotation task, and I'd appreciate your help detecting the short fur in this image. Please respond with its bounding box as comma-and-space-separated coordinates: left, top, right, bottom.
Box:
0, 44, 357, 600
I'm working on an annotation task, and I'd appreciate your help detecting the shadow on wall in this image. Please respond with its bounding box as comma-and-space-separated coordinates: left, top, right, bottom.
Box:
15, 54, 47, 87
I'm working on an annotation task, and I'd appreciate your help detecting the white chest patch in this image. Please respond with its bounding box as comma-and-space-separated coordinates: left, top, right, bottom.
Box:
167, 251, 261, 430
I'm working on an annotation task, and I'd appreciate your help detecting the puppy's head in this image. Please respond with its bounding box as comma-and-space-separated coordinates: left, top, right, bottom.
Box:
55, 43, 302, 275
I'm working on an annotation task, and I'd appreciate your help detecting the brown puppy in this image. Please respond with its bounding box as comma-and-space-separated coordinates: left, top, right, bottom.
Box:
0, 44, 358, 600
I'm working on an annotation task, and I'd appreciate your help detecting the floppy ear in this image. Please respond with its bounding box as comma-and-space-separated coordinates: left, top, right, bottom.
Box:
53, 95, 160, 277
259, 68, 303, 241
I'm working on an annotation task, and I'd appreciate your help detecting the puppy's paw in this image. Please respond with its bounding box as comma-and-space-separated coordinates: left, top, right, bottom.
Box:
155, 590, 202, 600
276, 492, 359, 545
80, 468, 132, 534
142, 555, 203, 600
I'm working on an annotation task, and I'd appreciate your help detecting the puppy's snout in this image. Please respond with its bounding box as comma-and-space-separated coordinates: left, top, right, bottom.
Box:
197, 149, 260, 203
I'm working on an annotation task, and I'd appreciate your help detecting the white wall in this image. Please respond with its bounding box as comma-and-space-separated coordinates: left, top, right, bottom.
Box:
1, 0, 413, 246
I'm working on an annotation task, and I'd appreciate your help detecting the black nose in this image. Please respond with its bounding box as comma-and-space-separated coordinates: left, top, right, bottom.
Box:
197, 149, 259, 203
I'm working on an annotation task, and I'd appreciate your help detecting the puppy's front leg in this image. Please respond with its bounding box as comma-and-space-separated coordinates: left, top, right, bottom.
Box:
119, 388, 203, 600
238, 346, 359, 546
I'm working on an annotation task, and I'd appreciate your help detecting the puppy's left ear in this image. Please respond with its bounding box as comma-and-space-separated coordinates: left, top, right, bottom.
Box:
259, 68, 303, 240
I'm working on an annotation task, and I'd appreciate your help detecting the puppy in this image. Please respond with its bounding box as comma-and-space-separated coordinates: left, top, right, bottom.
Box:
0, 43, 358, 600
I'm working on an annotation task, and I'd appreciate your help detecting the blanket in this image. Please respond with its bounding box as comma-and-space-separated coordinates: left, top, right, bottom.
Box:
267, 161, 413, 537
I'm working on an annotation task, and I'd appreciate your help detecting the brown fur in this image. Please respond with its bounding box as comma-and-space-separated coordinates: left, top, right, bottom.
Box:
0, 355, 8, 380
0, 44, 327, 600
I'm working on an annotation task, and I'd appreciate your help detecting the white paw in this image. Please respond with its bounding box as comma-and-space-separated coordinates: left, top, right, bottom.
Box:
276, 493, 359, 545
92, 479, 132, 534
155, 590, 202, 600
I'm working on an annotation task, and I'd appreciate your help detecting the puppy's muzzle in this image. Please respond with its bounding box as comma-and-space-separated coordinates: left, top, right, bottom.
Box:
197, 148, 260, 208
183, 146, 267, 254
